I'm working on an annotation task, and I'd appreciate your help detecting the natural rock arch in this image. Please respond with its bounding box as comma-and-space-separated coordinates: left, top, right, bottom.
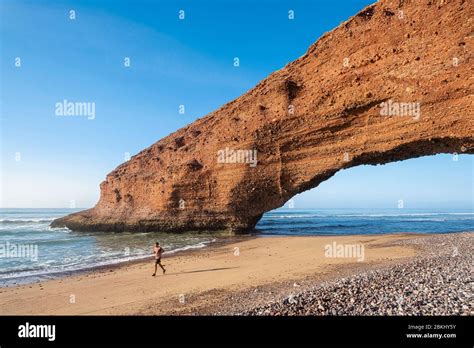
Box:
52, 0, 473, 233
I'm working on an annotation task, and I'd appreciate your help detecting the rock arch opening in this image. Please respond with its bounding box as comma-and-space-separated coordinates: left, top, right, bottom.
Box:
266, 153, 473, 213
254, 153, 473, 235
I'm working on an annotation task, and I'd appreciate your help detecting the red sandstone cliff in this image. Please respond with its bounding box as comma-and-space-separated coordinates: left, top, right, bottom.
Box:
52, 0, 473, 232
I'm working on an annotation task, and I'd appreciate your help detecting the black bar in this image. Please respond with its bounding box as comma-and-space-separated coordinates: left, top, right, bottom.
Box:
0, 316, 471, 346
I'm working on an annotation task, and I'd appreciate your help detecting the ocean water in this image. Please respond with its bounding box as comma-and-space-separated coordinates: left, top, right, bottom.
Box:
257, 208, 474, 235
0, 208, 472, 285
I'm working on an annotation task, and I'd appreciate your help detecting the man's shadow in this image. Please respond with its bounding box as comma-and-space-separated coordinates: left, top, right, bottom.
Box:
177, 267, 239, 275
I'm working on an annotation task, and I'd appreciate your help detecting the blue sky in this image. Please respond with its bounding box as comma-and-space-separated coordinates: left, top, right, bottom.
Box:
1, 0, 472, 209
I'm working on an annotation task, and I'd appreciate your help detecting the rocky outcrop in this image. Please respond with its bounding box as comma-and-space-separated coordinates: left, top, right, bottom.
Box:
52, 0, 473, 233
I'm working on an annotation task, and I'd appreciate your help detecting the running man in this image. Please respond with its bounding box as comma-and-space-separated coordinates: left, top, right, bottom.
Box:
152, 242, 166, 276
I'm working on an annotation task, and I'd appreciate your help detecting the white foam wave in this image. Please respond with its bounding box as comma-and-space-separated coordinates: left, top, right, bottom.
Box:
0, 218, 57, 223
266, 212, 473, 219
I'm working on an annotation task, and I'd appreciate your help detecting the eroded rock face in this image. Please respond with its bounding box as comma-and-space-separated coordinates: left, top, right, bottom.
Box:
52, 0, 473, 233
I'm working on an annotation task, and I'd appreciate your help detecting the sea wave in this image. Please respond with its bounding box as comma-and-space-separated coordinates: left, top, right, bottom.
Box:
166, 239, 216, 254
335, 213, 474, 217
264, 212, 474, 219
0, 218, 57, 224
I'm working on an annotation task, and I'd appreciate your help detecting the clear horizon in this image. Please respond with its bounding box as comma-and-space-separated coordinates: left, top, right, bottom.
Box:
1, 0, 473, 210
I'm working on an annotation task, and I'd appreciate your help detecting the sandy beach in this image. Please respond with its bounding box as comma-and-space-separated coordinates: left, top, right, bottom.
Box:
0, 233, 425, 315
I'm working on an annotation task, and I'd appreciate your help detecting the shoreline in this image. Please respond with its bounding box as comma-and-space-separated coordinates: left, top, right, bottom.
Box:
0, 231, 471, 315
0, 232, 424, 315
3, 229, 463, 288
0, 230, 442, 288
0, 234, 252, 288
